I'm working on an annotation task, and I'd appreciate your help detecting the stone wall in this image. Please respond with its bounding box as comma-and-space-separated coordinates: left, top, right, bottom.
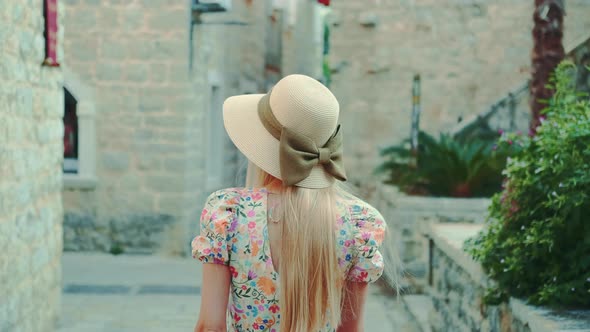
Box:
425, 223, 590, 332
330, 0, 590, 187
61, 0, 316, 254
0, 1, 64, 330
451, 35, 590, 141
566, 35, 590, 94
281, 0, 325, 80
373, 185, 490, 291
62, 0, 205, 255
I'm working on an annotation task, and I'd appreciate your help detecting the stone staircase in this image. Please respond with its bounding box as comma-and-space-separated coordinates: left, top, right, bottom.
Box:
451, 35, 590, 139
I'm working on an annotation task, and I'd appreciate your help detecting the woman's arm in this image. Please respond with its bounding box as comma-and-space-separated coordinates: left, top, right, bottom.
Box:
337, 281, 369, 332
194, 263, 231, 332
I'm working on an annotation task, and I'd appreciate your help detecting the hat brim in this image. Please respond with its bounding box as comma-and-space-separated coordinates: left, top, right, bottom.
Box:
223, 94, 335, 189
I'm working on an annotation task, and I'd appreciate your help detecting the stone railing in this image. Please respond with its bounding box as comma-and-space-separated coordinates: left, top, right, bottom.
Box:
372, 184, 490, 292
422, 223, 590, 332
451, 35, 590, 139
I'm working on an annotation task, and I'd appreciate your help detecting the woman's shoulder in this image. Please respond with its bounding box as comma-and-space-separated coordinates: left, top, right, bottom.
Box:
338, 193, 382, 217
205, 187, 267, 206
338, 193, 385, 230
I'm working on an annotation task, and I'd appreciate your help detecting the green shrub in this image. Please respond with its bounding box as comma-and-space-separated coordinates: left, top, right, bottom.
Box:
376, 131, 520, 197
466, 62, 590, 308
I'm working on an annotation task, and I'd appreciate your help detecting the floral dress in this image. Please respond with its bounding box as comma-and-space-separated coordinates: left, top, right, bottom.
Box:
191, 187, 386, 332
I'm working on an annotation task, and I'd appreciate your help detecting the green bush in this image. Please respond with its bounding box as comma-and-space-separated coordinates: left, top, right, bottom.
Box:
376, 131, 520, 197
466, 62, 590, 307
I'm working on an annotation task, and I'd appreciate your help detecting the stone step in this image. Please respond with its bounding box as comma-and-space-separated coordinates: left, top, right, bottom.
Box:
402, 295, 435, 332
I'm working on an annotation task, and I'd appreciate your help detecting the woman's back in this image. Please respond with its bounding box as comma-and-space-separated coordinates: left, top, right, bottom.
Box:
192, 187, 385, 332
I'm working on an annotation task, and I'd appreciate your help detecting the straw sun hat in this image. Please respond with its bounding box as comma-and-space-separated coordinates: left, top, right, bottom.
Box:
223, 74, 347, 189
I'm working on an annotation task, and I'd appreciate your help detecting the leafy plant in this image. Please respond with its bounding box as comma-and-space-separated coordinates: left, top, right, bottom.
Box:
466, 62, 590, 308
376, 131, 520, 197
109, 244, 124, 255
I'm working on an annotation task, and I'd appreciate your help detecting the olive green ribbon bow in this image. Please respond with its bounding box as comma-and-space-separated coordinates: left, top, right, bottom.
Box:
258, 92, 347, 186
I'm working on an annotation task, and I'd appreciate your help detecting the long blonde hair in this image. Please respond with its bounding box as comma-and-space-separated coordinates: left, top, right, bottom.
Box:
247, 162, 343, 331
245, 162, 402, 331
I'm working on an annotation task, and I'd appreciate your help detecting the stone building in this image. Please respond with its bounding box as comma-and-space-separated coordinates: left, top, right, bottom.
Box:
0, 0, 329, 329
329, 0, 590, 186
0, 1, 65, 331
61, 0, 329, 255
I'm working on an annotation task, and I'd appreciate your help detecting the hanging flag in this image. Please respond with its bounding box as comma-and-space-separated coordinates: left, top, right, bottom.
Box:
43, 0, 59, 66
318, 0, 330, 6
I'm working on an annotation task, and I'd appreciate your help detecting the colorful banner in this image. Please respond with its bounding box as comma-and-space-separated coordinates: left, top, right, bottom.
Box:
43, 0, 59, 66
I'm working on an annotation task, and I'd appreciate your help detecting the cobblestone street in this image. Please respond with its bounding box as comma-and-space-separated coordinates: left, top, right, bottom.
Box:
57, 253, 421, 332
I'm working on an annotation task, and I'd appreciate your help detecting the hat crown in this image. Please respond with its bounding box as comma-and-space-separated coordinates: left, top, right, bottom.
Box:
269, 75, 339, 146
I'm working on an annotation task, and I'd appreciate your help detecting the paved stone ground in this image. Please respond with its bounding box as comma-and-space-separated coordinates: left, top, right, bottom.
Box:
58, 253, 421, 332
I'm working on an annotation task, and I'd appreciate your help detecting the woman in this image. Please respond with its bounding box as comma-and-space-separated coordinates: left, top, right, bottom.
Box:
192, 74, 391, 332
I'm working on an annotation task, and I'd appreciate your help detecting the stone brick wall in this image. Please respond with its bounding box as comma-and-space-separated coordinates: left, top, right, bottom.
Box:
330, 0, 590, 186
373, 185, 490, 291
62, 0, 204, 255
61, 0, 291, 254
0, 1, 64, 330
426, 223, 590, 332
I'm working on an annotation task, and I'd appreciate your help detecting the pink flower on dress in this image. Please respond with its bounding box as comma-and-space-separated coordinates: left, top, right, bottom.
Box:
248, 270, 258, 280
361, 232, 371, 241
252, 192, 263, 201
247, 210, 256, 217
248, 222, 256, 229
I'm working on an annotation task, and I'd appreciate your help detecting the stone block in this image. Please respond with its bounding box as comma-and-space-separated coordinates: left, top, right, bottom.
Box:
150, 63, 168, 82
15, 88, 32, 115
101, 151, 130, 171
109, 213, 176, 251
125, 63, 149, 82
127, 38, 158, 60
145, 175, 185, 193
138, 88, 168, 112
121, 8, 145, 30
151, 39, 187, 60
68, 8, 97, 30
163, 158, 186, 172
63, 213, 111, 251
168, 63, 190, 81
31, 245, 50, 273
36, 119, 63, 144
158, 194, 187, 214
159, 130, 186, 142
147, 9, 188, 31
98, 7, 120, 29
66, 36, 99, 61
143, 116, 187, 129
15, 208, 39, 243
96, 62, 123, 81
101, 39, 127, 60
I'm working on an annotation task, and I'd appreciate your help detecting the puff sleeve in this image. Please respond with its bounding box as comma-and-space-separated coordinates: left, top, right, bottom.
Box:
191, 189, 238, 265
346, 204, 387, 283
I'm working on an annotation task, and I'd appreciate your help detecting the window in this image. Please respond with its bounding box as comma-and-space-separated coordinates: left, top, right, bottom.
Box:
62, 69, 97, 189
63, 88, 78, 173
